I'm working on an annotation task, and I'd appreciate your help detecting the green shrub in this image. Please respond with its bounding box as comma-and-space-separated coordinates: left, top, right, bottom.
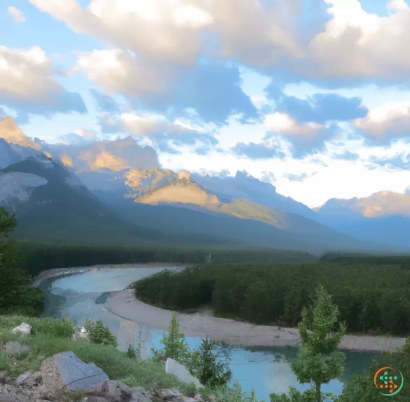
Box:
0, 353, 8, 371
127, 344, 137, 359
83, 319, 117, 347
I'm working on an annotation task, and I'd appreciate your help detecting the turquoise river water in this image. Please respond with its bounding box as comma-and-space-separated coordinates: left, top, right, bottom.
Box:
37, 266, 380, 401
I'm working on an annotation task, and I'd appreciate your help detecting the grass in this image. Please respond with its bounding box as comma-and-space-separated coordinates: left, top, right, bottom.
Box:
0, 315, 74, 338
0, 315, 262, 402
0, 315, 187, 392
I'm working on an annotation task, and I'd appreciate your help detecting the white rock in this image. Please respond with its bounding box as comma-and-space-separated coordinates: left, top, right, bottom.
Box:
12, 323, 32, 335
79, 326, 89, 339
165, 359, 203, 389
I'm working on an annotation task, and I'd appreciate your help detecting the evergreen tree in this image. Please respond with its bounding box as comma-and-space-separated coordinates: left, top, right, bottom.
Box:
271, 286, 346, 402
152, 312, 190, 363
188, 338, 232, 387
0, 207, 44, 316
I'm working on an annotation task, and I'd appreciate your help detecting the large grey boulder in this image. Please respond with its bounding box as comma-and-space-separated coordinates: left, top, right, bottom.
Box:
41, 352, 109, 393
165, 359, 203, 389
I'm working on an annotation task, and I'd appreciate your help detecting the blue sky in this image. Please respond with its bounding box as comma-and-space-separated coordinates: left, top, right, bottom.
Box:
2, 0, 410, 207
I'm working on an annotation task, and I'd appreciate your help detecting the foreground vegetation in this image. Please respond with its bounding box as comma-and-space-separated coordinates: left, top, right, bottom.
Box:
0, 315, 186, 392
0, 208, 44, 316
134, 263, 410, 336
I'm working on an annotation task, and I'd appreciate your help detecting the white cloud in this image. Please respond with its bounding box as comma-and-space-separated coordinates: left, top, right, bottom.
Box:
8, 6, 25, 22
29, 0, 410, 86
308, 0, 410, 79
265, 112, 322, 135
72, 49, 178, 98
354, 100, 410, 140
0, 46, 75, 106
30, 0, 303, 96
75, 128, 99, 139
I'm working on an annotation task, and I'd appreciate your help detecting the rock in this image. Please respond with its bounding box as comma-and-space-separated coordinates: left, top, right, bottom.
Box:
101, 380, 132, 402
0, 373, 6, 385
2, 342, 30, 356
22, 372, 42, 388
0, 383, 47, 402
12, 323, 32, 336
79, 326, 90, 339
73, 326, 90, 341
130, 386, 152, 402
41, 352, 109, 394
165, 359, 203, 389
159, 388, 184, 402
194, 394, 202, 401
86, 397, 110, 402
16, 372, 31, 385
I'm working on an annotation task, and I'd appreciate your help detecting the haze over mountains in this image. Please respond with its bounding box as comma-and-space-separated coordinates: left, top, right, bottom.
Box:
0, 116, 409, 253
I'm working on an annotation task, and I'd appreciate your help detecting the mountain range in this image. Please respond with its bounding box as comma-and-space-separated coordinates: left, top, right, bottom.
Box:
0, 116, 409, 254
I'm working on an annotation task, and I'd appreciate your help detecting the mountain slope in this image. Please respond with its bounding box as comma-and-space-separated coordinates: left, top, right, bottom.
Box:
0, 117, 41, 150
0, 138, 20, 169
95, 170, 402, 253
192, 171, 317, 220
0, 157, 164, 245
315, 191, 410, 246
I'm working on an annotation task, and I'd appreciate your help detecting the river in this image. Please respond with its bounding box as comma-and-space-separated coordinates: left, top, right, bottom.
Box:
37, 266, 380, 401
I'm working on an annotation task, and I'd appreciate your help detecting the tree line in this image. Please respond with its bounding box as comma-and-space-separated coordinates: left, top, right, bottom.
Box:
320, 252, 410, 270
134, 262, 410, 336
16, 242, 316, 277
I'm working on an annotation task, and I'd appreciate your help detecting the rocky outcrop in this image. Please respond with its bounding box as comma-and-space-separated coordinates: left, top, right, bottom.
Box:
41, 352, 109, 392
0, 348, 204, 402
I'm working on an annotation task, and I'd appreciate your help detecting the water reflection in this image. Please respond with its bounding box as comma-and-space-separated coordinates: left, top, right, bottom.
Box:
38, 267, 379, 401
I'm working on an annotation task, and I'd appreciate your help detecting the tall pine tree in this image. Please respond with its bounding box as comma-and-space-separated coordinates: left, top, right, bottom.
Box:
271, 286, 346, 402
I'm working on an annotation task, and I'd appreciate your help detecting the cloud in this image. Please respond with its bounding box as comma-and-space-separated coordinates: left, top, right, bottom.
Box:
140, 63, 259, 125
30, 0, 410, 89
231, 142, 285, 159
354, 100, 410, 143
44, 136, 159, 172
367, 153, 410, 171
59, 128, 100, 146
8, 6, 25, 22
208, 169, 231, 178
30, 0, 302, 119
284, 173, 308, 182
332, 151, 360, 161
261, 171, 276, 183
30, 0, 302, 66
75, 51, 257, 124
90, 89, 120, 114
264, 112, 338, 157
275, 93, 368, 124
74, 49, 178, 100
303, 0, 410, 84
99, 111, 218, 153
0, 46, 86, 120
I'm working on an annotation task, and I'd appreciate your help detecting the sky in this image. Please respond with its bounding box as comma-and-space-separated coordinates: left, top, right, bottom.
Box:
2, 0, 410, 207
